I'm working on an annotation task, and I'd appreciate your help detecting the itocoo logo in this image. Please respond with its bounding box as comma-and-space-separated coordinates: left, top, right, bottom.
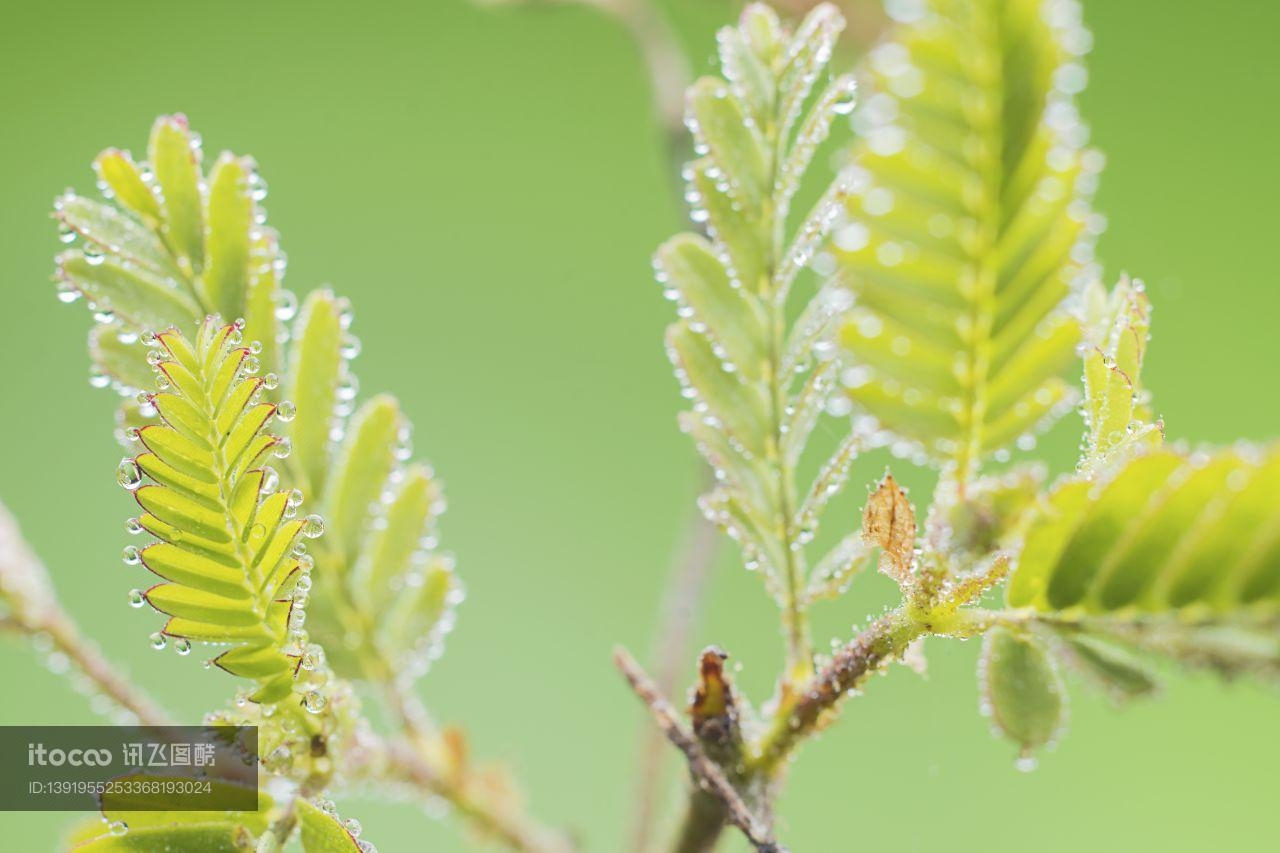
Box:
27, 743, 113, 766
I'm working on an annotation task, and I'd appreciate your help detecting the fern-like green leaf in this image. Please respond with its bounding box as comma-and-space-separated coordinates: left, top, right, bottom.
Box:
126, 318, 321, 703
1008, 444, 1280, 614
55, 114, 285, 386
55, 119, 459, 688
833, 0, 1101, 477
659, 3, 865, 673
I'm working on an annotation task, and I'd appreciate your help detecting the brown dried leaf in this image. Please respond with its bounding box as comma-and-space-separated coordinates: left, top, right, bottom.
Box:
862, 472, 917, 586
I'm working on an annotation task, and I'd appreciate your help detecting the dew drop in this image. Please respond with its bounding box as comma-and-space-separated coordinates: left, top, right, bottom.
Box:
122, 545, 141, 566
127, 589, 145, 608
303, 691, 326, 713
301, 514, 325, 539
116, 458, 143, 490
149, 632, 167, 651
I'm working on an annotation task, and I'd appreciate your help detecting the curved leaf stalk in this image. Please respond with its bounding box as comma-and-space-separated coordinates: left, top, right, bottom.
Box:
0, 501, 172, 727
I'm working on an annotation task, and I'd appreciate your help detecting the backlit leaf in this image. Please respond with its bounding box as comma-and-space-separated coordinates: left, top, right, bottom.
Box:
834, 0, 1100, 477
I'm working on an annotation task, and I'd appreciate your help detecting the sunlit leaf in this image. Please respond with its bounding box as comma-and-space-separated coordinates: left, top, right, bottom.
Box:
93, 148, 161, 224
834, 0, 1100, 476
202, 153, 254, 320
149, 115, 205, 273
1008, 444, 1280, 614
125, 319, 315, 703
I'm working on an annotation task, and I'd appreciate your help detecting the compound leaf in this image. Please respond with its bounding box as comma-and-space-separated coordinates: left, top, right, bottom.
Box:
1008, 444, 1280, 614
127, 319, 318, 703
835, 0, 1100, 476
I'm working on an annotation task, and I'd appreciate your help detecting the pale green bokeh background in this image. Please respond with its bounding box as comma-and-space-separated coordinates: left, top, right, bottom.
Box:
1, 0, 1277, 849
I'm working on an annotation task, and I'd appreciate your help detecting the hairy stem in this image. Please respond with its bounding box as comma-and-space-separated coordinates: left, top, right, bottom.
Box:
751, 608, 925, 775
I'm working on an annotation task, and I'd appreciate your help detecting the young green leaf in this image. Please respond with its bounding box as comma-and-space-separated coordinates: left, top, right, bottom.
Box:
1079, 276, 1162, 472
127, 318, 318, 704
980, 627, 1067, 761
149, 115, 205, 273
324, 395, 403, 566
297, 799, 362, 852
1007, 443, 1280, 614
660, 2, 871, 681
202, 153, 254, 320
834, 0, 1100, 478
56, 253, 202, 332
283, 290, 346, 500
93, 148, 161, 224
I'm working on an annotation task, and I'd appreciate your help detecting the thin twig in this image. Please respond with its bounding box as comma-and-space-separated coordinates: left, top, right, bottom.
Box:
630, 467, 721, 853
0, 500, 173, 727
614, 647, 783, 853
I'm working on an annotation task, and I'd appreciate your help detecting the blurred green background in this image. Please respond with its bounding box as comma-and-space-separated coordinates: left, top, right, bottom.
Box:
1, 0, 1277, 849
